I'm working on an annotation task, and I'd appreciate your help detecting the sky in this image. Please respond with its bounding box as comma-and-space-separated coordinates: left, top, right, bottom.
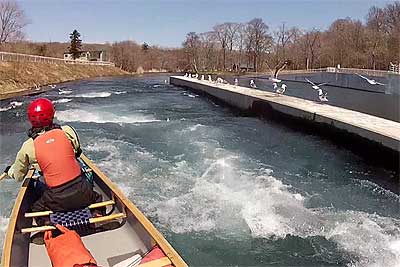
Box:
19, 0, 394, 48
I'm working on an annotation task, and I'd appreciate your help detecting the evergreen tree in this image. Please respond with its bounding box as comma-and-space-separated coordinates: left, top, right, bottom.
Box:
68, 29, 82, 59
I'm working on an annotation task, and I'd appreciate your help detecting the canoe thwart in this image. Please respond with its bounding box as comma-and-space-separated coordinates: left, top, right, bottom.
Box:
21, 213, 126, 233
24, 200, 116, 218
21, 225, 56, 233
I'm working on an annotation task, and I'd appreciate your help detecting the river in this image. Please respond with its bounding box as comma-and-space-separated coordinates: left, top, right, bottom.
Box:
0, 74, 399, 266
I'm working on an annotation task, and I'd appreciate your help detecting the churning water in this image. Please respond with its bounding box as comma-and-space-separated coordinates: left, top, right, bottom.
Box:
0, 75, 399, 266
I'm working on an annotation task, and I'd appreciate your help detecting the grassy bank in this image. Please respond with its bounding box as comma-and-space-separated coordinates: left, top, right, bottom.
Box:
0, 62, 127, 100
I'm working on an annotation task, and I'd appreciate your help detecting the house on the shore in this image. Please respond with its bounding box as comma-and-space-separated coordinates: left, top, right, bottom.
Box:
63, 50, 106, 61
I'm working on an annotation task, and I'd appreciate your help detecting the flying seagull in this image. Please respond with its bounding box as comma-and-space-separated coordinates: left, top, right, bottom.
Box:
267, 60, 291, 83
356, 73, 385, 86
305, 78, 329, 90
305, 78, 329, 102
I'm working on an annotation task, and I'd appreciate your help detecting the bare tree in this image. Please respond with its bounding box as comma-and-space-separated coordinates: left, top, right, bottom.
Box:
274, 22, 298, 63
213, 23, 230, 70
182, 32, 201, 72
0, 1, 28, 45
246, 18, 272, 72
199, 31, 217, 71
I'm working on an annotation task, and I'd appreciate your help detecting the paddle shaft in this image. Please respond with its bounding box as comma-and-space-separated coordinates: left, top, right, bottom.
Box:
0, 172, 7, 181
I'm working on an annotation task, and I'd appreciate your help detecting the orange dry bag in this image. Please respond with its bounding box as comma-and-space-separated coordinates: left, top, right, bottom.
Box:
44, 224, 97, 267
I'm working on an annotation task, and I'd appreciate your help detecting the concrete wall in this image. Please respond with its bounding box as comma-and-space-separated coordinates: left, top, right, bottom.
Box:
170, 76, 400, 169
281, 72, 400, 95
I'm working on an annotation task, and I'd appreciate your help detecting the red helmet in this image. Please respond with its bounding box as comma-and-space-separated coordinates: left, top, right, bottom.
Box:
27, 98, 55, 127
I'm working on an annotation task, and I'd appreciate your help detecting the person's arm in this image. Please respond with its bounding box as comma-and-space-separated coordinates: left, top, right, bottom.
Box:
62, 125, 82, 156
6, 140, 33, 182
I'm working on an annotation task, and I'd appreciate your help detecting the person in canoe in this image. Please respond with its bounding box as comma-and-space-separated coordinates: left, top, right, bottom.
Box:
2, 98, 102, 222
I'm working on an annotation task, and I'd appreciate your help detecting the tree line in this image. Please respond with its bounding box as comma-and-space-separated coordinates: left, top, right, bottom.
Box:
0, 0, 398, 73
182, 1, 399, 72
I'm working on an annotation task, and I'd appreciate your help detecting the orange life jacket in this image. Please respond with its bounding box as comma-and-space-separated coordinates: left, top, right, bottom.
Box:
44, 224, 97, 267
33, 129, 81, 188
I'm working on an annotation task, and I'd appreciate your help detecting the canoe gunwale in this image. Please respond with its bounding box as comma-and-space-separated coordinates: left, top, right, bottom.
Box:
1, 170, 34, 267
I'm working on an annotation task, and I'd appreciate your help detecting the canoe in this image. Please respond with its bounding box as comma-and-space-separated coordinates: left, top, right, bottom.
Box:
1, 154, 188, 267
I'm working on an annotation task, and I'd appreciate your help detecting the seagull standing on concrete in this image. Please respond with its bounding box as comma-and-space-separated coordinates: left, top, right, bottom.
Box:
305, 78, 329, 102
201, 74, 205, 80
273, 83, 287, 95
356, 73, 385, 85
250, 79, 257, 88
184, 73, 188, 77
317, 89, 328, 102
216, 77, 224, 84
234, 78, 239, 86
208, 75, 212, 82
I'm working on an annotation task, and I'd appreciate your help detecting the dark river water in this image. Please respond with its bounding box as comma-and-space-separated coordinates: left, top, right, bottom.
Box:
0, 74, 399, 266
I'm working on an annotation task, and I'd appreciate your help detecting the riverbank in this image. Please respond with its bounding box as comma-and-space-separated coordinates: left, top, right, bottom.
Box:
0, 62, 127, 100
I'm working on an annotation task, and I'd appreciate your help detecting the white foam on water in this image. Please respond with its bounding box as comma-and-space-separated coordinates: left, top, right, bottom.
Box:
0, 216, 10, 257
0, 106, 12, 112
353, 178, 400, 201
321, 211, 400, 267
56, 109, 160, 124
182, 92, 198, 98
10, 101, 22, 107
52, 98, 72, 104
58, 89, 72, 95
153, 85, 161, 88
149, 152, 400, 267
114, 91, 127, 95
0, 101, 23, 111
82, 135, 400, 267
188, 124, 204, 131
74, 92, 112, 98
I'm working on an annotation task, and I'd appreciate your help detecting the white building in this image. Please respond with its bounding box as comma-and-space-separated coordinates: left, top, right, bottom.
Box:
63, 50, 106, 62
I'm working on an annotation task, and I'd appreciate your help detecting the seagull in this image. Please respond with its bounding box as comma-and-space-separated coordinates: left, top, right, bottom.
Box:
267, 60, 290, 83
208, 75, 212, 82
250, 79, 257, 88
273, 83, 287, 95
234, 78, 239, 86
305, 78, 329, 102
356, 73, 385, 86
184, 73, 188, 77
201, 74, 205, 80
317, 89, 328, 102
305, 78, 329, 90
194, 73, 199, 79
216, 77, 224, 83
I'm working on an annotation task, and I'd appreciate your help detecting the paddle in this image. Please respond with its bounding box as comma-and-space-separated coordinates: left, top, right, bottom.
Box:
0, 166, 10, 181
0, 172, 7, 181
